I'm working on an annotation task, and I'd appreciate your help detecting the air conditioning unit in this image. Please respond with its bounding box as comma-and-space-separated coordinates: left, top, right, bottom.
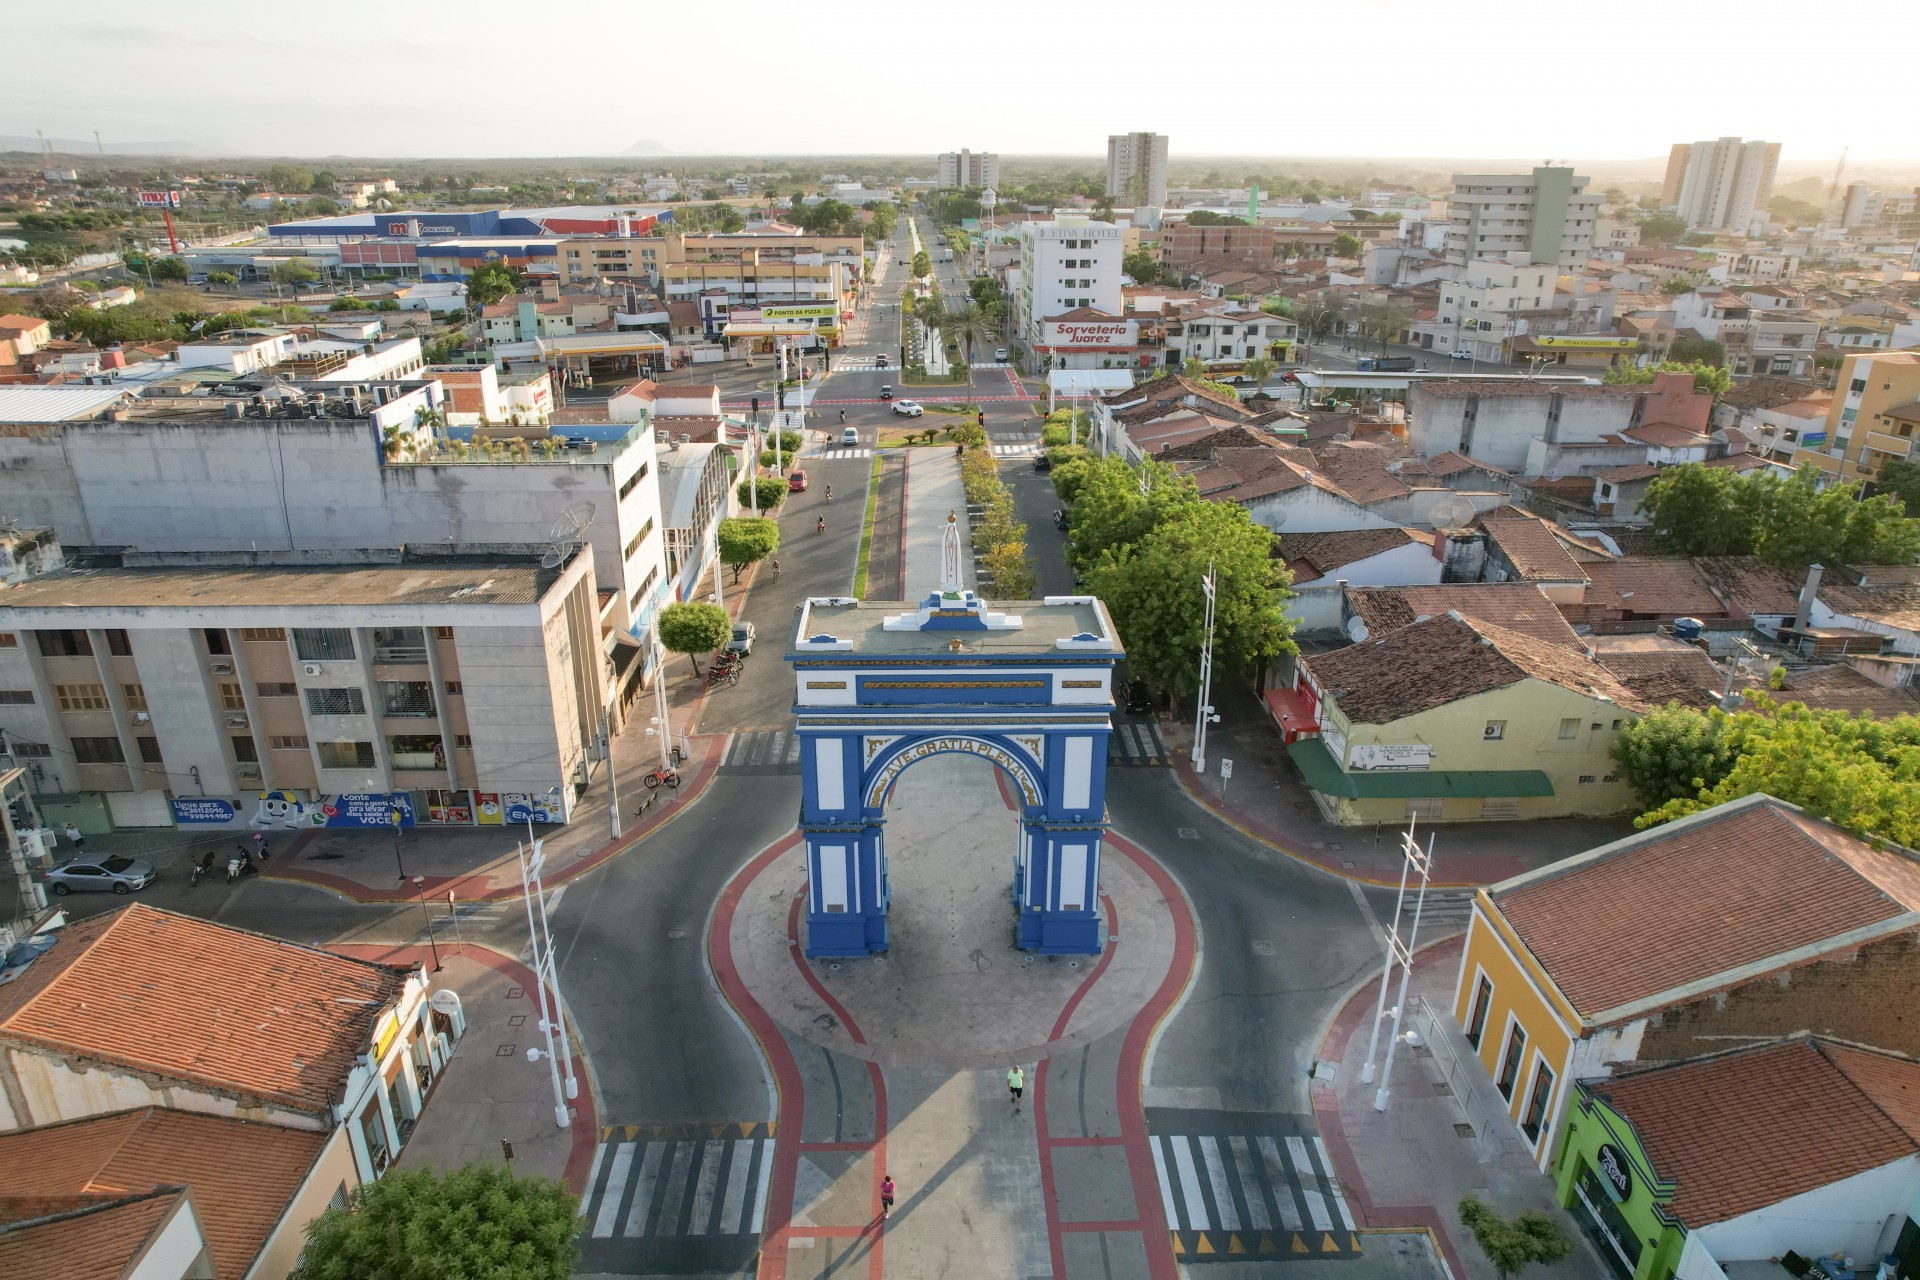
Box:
303, 664, 323, 677
236, 764, 262, 781
132, 711, 150, 724
208, 659, 234, 675
225, 713, 249, 727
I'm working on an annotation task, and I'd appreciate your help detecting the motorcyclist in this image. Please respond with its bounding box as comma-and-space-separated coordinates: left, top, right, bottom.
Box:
839, 408, 847, 422
816, 517, 826, 534
825, 484, 832, 502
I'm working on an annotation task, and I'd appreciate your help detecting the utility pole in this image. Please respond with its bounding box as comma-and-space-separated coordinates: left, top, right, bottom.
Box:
1359, 819, 1435, 1112
1190, 563, 1219, 772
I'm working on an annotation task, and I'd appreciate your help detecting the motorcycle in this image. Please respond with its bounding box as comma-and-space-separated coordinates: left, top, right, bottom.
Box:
225, 851, 259, 885
190, 851, 215, 887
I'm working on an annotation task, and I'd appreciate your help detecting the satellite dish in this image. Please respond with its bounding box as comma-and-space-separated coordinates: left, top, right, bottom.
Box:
543, 502, 597, 569
1430, 494, 1477, 529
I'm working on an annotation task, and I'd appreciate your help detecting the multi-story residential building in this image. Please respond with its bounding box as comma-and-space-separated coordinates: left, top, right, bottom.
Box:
1013, 215, 1126, 356
1593, 218, 1640, 254
1105, 132, 1169, 207
175, 325, 424, 381
1668, 288, 1819, 378
1406, 372, 1712, 472
0, 551, 603, 824
1158, 220, 1278, 268
1164, 306, 1297, 368
1661, 137, 1780, 233
480, 292, 619, 343
936, 150, 999, 190
1445, 168, 1601, 270
1792, 350, 1920, 484
556, 228, 864, 290
1423, 257, 1558, 362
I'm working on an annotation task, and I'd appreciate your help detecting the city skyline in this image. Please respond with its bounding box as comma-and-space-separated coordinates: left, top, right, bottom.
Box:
6, 0, 1917, 162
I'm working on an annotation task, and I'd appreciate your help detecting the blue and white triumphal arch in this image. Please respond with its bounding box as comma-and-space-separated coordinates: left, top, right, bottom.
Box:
784, 519, 1124, 958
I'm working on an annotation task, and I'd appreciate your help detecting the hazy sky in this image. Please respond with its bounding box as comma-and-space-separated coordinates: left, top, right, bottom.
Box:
8, 0, 1914, 163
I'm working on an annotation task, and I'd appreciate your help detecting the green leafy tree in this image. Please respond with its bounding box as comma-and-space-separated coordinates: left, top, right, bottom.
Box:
1627, 699, 1920, 848
139, 256, 189, 283
1642, 464, 1920, 566
205, 270, 237, 286
1122, 250, 1160, 284
941, 300, 999, 408
656, 600, 733, 675
911, 250, 931, 279
1330, 232, 1363, 258
736, 474, 790, 511
1602, 360, 1732, 398
1184, 211, 1248, 227
1637, 211, 1688, 247
465, 260, 524, 308
946, 421, 986, 448
1242, 353, 1278, 386
717, 516, 781, 583
270, 258, 319, 286
1667, 335, 1725, 367
1457, 1196, 1574, 1280
1182, 356, 1211, 381
1657, 272, 1702, 296
292, 1164, 576, 1280
1871, 458, 1920, 516
1612, 703, 1738, 806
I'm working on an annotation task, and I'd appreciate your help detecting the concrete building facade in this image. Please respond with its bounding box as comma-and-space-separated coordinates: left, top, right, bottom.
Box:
1792, 349, 1920, 484
1105, 132, 1169, 207
1662, 137, 1781, 233
1445, 167, 1601, 269
1013, 216, 1127, 356
936, 150, 999, 190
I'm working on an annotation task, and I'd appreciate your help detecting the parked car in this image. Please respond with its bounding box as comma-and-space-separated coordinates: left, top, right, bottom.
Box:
879, 385, 894, 400
726, 622, 756, 656
44, 855, 155, 896
842, 426, 860, 444
1032, 452, 1053, 472
788, 469, 808, 492
1449, 348, 1474, 360
892, 400, 924, 417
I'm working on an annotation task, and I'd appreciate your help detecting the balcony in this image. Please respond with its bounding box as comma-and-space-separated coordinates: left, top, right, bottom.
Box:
389, 736, 445, 772
1864, 431, 1916, 461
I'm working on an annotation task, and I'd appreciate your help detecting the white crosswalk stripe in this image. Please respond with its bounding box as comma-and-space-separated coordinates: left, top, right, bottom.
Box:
812, 447, 873, 460
577, 1137, 774, 1239
991, 443, 1041, 457
1151, 1132, 1353, 1243
722, 730, 803, 772
1108, 720, 1167, 766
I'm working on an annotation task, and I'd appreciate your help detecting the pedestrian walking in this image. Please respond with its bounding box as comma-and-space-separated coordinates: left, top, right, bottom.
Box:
880, 1175, 895, 1220
62, 822, 84, 851
252, 832, 270, 862
1007, 1064, 1025, 1114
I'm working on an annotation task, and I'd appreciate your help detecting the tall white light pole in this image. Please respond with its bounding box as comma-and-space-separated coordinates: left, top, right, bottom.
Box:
516, 836, 570, 1128
1190, 563, 1218, 772
1361, 820, 1436, 1112
528, 830, 578, 1106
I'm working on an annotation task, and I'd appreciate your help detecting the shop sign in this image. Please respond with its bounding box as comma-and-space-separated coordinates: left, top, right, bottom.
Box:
475, 792, 504, 825
1596, 1143, 1633, 1202
171, 797, 237, 824
1348, 743, 1432, 771
502, 788, 567, 824
315, 792, 416, 828
1044, 319, 1138, 348
762, 304, 836, 321
1533, 335, 1636, 350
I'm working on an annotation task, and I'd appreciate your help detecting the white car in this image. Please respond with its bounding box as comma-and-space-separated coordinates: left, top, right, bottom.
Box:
994, 348, 1008, 361
1449, 348, 1474, 360
892, 400, 924, 417
842, 426, 860, 445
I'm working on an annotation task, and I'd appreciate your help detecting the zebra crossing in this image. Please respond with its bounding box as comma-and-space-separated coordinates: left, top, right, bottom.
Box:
575, 1125, 775, 1266
811, 447, 873, 460
1147, 1112, 1361, 1262
1109, 719, 1168, 767
720, 729, 802, 773
991, 441, 1042, 457
1410, 888, 1478, 936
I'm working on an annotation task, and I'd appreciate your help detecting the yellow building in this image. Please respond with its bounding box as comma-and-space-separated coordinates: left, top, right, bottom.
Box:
556, 229, 865, 289
1791, 348, 1920, 483
1286, 611, 1642, 824
1450, 793, 1920, 1172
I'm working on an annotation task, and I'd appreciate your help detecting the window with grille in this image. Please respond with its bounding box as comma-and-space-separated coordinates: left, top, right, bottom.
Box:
293, 628, 356, 662
317, 741, 377, 769
239, 627, 286, 642
0, 690, 33, 705
9, 742, 49, 758
305, 687, 367, 716
380, 681, 436, 717
454, 734, 473, 749
37, 630, 91, 657
269, 735, 309, 751
373, 628, 427, 662
219, 682, 246, 711
56, 684, 109, 711
432, 626, 454, 640
257, 682, 297, 698
71, 736, 125, 764
443, 680, 463, 696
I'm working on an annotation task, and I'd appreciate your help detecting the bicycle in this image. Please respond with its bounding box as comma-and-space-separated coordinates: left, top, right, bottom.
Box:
642, 766, 681, 790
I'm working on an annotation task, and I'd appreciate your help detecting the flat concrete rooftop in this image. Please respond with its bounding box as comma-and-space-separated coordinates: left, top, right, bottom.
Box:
791, 594, 1117, 658
0, 558, 562, 611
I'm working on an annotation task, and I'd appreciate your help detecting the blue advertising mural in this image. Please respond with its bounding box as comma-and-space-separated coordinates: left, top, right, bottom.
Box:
171, 797, 237, 825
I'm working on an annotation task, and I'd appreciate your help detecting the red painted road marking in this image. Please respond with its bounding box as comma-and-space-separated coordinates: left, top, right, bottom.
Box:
1034, 892, 1121, 1279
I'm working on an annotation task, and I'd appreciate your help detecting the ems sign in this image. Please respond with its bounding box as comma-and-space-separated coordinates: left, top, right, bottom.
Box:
137, 190, 181, 208
1596, 1143, 1633, 1202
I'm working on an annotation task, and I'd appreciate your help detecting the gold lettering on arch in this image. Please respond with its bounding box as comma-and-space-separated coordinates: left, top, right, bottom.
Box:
866, 735, 1041, 807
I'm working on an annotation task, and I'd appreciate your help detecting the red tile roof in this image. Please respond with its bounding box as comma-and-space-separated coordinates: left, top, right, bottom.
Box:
1581, 558, 1725, 617
1345, 583, 1586, 649
1282, 527, 1427, 581
0, 1189, 185, 1280
1590, 1037, 1920, 1226
0, 904, 409, 1115
0, 1108, 328, 1276
1482, 512, 1596, 582
1622, 422, 1707, 448
1692, 555, 1806, 617
1493, 796, 1920, 1020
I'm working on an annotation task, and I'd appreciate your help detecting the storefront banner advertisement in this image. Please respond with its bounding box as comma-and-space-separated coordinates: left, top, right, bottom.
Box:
502, 787, 567, 825
171, 797, 237, 825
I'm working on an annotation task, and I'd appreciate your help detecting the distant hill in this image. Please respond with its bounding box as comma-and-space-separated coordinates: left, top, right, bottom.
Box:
622, 139, 671, 156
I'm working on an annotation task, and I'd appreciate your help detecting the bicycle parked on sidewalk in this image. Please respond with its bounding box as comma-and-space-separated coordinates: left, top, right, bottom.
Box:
642, 766, 681, 790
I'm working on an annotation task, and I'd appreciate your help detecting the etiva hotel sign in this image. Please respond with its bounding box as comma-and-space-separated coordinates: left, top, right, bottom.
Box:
1042, 318, 1138, 349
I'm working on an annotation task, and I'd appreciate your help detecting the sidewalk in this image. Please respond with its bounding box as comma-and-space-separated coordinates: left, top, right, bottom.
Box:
336, 943, 599, 1195
900, 449, 976, 592
1166, 683, 1634, 888
1310, 935, 1603, 1280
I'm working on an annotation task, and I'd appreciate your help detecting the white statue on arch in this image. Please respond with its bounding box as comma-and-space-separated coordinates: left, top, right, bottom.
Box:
939, 508, 963, 594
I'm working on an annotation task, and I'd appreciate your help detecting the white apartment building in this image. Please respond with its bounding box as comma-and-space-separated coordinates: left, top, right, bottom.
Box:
0, 552, 603, 828
936, 150, 999, 190
176, 326, 424, 381
1167, 307, 1299, 368
1106, 132, 1169, 207
1445, 168, 1601, 270
1013, 216, 1126, 356
1426, 258, 1558, 362
1662, 137, 1780, 233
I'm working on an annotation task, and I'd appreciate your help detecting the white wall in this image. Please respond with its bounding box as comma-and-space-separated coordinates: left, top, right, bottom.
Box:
1674, 1232, 1727, 1280
1695, 1155, 1920, 1267
1244, 486, 1400, 534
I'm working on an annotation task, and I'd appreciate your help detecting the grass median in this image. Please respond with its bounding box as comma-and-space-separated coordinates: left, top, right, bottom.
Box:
852, 451, 882, 598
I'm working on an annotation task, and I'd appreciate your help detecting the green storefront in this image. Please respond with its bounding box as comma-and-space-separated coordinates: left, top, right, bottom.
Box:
1554, 1085, 1686, 1280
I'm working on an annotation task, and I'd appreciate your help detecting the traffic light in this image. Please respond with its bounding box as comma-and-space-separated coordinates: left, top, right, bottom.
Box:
751, 396, 761, 419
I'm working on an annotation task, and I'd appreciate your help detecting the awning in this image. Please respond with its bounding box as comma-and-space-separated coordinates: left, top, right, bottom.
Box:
1285, 739, 1554, 800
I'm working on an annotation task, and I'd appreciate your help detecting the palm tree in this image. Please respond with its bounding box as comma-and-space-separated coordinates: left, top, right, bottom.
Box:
942, 301, 998, 409
1182, 356, 1211, 382
1242, 353, 1277, 390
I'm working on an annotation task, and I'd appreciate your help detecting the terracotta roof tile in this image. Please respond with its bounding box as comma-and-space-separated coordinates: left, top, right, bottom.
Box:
0, 1190, 184, 1280
1622, 422, 1707, 448
1304, 611, 1639, 724
0, 1107, 327, 1276
1591, 1038, 1920, 1226
1820, 583, 1920, 632
1772, 664, 1920, 717
1425, 450, 1510, 479
1483, 513, 1594, 582
1282, 528, 1427, 580
1592, 637, 1724, 709
1345, 584, 1585, 649
1692, 555, 1806, 617
1493, 797, 1920, 1018
1581, 558, 1724, 616
0, 903, 408, 1115
1304, 441, 1411, 505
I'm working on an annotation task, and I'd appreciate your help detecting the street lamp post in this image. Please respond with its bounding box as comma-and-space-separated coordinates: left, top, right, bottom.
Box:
1360, 820, 1436, 1112
1190, 564, 1219, 773
389, 805, 406, 881
601, 721, 621, 841
515, 836, 570, 1129
411, 876, 443, 971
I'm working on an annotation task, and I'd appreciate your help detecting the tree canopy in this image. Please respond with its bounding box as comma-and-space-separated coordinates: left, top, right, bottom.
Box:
1457, 1196, 1573, 1280
1183, 211, 1247, 227
1872, 458, 1920, 516
292, 1163, 576, 1280
717, 516, 780, 583
735, 475, 790, 511
1641, 464, 1920, 567
465, 260, 524, 307
1122, 250, 1160, 284
1614, 698, 1920, 847
1602, 359, 1733, 398
1330, 232, 1363, 258
1637, 211, 1688, 247
656, 601, 732, 674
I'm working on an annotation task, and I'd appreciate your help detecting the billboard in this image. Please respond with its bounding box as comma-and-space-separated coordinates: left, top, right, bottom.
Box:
1531, 335, 1636, 350
137, 190, 181, 208
1042, 318, 1138, 348
760, 304, 837, 321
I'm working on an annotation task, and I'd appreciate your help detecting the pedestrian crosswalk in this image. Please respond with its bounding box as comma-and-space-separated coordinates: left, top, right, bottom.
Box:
1412, 888, 1478, 935
1147, 1118, 1361, 1262
991, 442, 1041, 457
1109, 720, 1168, 766
812, 447, 873, 460
720, 729, 802, 773
577, 1126, 776, 1243
834, 357, 890, 370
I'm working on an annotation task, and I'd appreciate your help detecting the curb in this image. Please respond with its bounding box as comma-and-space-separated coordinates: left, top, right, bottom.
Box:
326, 941, 601, 1196
263, 735, 727, 906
